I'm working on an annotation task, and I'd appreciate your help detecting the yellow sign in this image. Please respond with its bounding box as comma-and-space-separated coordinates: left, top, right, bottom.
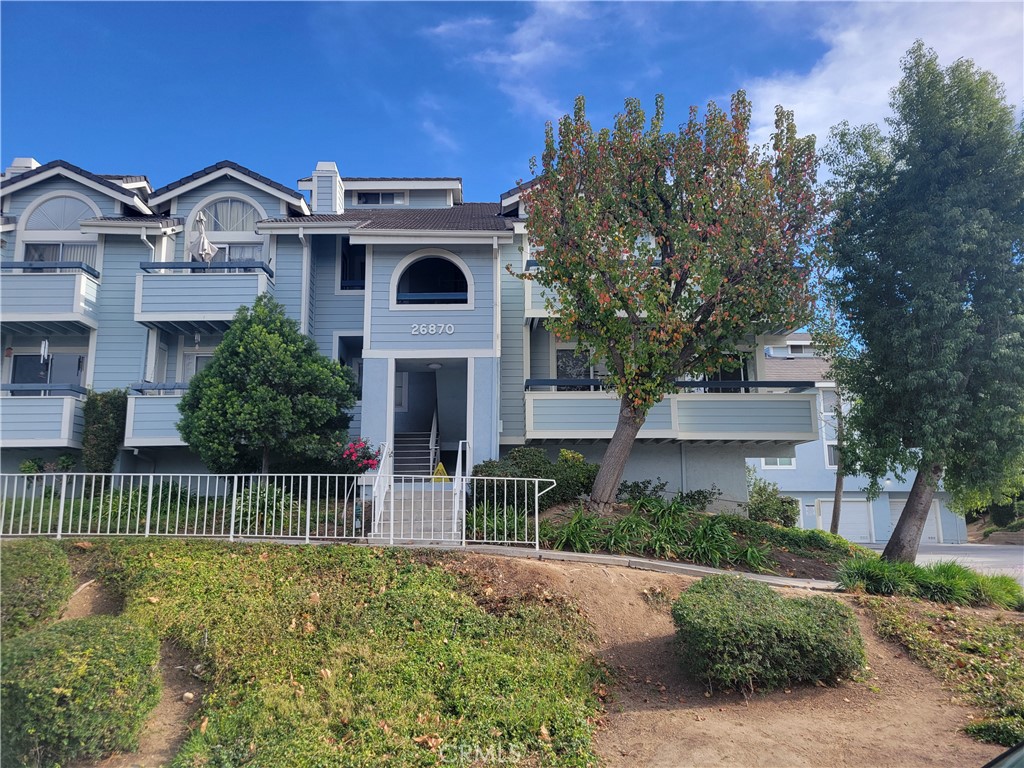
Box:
432, 462, 449, 482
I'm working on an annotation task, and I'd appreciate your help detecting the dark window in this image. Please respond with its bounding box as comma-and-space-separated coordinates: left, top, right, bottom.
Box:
11, 353, 84, 396
339, 240, 366, 290
396, 258, 468, 304
357, 192, 397, 205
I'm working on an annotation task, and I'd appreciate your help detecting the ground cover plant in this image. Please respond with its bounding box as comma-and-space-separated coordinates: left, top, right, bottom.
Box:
0, 538, 73, 640
540, 499, 872, 578
1, 615, 161, 765
863, 595, 1024, 746
88, 539, 601, 767
837, 559, 1024, 610
672, 575, 864, 694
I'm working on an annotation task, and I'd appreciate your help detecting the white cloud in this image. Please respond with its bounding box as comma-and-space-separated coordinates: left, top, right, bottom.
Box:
423, 17, 495, 39
746, 3, 1024, 146
422, 118, 460, 153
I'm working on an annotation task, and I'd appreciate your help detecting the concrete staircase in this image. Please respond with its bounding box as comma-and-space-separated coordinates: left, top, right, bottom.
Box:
367, 480, 463, 542
393, 432, 434, 476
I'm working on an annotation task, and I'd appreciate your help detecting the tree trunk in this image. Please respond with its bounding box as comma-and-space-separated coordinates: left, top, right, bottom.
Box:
589, 395, 647, 511
829, 471, 845, 535
881, 461, 943, 562
829, 396, 845, 536
261, 446, 271, 475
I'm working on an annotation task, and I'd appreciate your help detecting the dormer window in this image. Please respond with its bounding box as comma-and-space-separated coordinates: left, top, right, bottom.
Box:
189, 196, 266, 264
20, 194, 100, 272
354, 191, 404, 205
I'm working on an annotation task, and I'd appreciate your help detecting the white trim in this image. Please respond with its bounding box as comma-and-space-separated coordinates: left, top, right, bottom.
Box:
388, 248, 476, 312
363, 348, 498, 359
84, 330, 97, 387
124, 436, 188, 448
15, 190, 102, 265
762, 456, 797, 470
343, 179, 461, 191
466, 357, 475, 469
363, 245, 374, 348
824, 440, 839, 469
145, 329, 159, 381
351, 232, 514, 245
148, 167, 309, 212
0, 166, 151, 213
0, 311, 99, 330
183, 191, 269, 263
385, 357, 396, 446
492, 237, 501, 356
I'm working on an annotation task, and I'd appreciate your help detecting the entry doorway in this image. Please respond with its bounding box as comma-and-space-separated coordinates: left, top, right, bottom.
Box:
392, 359, 467, 475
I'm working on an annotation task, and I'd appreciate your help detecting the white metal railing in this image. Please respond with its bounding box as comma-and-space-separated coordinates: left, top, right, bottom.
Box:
371, 443, 393, 536
0, 471, 556, 548
428, 412, 439, 472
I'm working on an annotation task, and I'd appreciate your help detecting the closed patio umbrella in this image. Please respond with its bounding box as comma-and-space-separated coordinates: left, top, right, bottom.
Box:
187, 211, 219, 263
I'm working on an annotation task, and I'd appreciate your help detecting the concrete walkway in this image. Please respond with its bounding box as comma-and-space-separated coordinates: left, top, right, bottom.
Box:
462, 544, 840, 591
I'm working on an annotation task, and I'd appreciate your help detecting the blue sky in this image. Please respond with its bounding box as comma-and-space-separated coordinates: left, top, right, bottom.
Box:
2, 2, 1021, 201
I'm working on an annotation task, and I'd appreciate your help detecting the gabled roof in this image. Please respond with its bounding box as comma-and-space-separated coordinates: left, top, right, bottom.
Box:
148, 160, 309, 213
0, 159, 153, 213
296, 176, 462, 183
499, 177, 540, 201
259, 202, 512, 232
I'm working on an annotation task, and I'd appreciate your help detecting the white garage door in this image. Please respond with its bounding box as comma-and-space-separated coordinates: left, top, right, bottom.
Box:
889, 499, 942, 544
816, 499, 872, 543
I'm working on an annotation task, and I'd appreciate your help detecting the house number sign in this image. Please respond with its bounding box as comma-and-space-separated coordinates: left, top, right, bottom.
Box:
410, 323, 456, 335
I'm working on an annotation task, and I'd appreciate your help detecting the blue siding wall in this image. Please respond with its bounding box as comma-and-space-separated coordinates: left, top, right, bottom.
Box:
677, 398, 815, 435
312, 235, 364, 356
360, 358, 389, 450
92, 234, 149, 389
5, 176, 119, 221
499, 240, 526, 440
530, 326, 551, 377
472, 356, 499, 463
168, 177, 281, 262
273, 235, 303, 323
306, 240, 316, 336
369, 245, 494, 350
346, 188, 450, 210
129, 395, 183, 440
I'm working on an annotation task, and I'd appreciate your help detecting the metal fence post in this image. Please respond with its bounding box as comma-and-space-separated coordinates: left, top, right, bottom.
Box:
305, 476, 312, 544
534, 480, 540, 552
229, 476, 238, 542
144, 474, 154, 537
388, 476, 395, 546
55, 474, 68, 541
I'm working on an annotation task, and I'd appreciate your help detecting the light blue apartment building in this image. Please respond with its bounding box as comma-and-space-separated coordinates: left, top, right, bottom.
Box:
1, 156, 823, 505
749, 334, 967, 543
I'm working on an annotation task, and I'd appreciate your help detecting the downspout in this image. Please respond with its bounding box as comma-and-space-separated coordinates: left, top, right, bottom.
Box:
298, 227, 310, 335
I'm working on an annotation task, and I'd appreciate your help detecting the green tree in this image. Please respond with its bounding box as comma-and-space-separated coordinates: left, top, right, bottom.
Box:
525, 93, 827, 508
177, 294, 356, 473
82, 389, 128, 472
825, 42, 1024, 562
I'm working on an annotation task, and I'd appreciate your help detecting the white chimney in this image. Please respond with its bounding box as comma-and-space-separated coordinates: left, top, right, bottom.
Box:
310, 161, 345, 214
5, 157, 41, 177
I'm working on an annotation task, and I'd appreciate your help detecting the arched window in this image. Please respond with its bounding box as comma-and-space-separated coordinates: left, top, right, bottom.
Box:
189, 196, 265, 263
20, 194, 99, 270
396, 257, 468, 304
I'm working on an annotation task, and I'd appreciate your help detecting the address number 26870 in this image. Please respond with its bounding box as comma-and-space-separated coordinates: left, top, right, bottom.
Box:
410, 323, 455, 335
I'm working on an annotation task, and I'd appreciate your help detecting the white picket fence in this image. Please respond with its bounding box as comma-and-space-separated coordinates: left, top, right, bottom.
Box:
0, 472, 556, 548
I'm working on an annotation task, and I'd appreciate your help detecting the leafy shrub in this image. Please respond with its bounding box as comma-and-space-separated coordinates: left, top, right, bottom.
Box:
990, 501, 1021, 528
674, 486, 722, 512
617, 477, 669, 503
973, 574, 1024, 612
82, 388, 128, 472
604, 513, 655, 555
630, 495, 692, 524
466, 506, 531, 543
1, 616, 161, 765
672, 575, 864, 693
234, 481, 297, 532
745, 470, 799, 527
717, 514, 876, 563
0, 540, 74, 640
732, 543, 773, 573
965, 717, 1024, 746
471, 447, 599, 510
913, 561, 978, 605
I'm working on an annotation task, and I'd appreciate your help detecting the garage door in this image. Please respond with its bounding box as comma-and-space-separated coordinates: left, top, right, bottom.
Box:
889, 499, 942, 544
816, 499, 872, 543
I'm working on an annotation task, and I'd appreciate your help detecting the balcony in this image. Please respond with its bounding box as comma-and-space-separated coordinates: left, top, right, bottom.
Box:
0, 261, 99, 335
0, 385, 87, 448
125, 385, 186, 448
134, 260, 274, 334
524, 380, 819, 445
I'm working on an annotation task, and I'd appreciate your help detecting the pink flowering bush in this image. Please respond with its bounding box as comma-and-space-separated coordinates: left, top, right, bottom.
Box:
335, 440, 381, 474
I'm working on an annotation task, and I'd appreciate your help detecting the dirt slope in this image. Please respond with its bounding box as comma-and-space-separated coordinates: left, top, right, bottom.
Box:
463, 554, 1004, 768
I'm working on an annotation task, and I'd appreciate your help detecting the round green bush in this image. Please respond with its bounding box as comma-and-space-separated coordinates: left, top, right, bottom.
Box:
671, 575, 865, 694
1, 616, 161, 765
0, 539, 74, 640
990, 502, 1020, 529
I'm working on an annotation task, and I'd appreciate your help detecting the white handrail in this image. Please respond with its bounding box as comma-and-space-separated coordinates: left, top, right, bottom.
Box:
428, 411, 439, 472
371, 442, 393, 534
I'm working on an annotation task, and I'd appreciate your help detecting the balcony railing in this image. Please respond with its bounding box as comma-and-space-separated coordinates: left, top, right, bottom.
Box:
1, 259, 99, 278
0, 385, 87, 448
0, 262, 100, 333
524, 381, 819, 443
138, 259, 274, 278
125, 387, 186, 447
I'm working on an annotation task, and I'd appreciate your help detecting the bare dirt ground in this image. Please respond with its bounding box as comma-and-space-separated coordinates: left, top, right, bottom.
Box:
61, 556, 206, 768
461, 554, 1004, 768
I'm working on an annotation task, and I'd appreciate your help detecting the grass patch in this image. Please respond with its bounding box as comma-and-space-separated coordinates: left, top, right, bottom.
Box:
0, 538, 74, 640
863, 596, 1024, 746
1, 615, 161, 765
671, 575, 864, 694
838, 558, 1024, 610
91, 539, 601, 766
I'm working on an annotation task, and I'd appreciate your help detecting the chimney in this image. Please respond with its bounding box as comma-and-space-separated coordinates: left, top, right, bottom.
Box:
5, 157, 41, 177
311, 161, 345, 214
